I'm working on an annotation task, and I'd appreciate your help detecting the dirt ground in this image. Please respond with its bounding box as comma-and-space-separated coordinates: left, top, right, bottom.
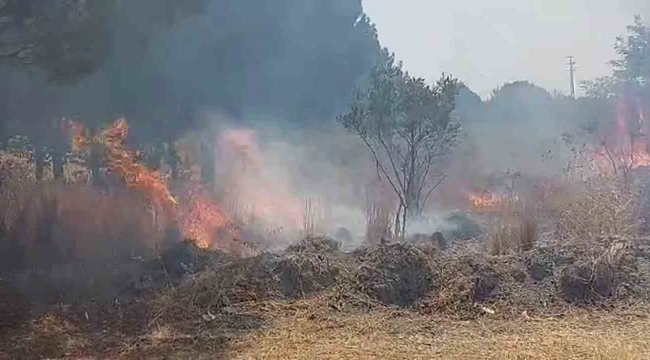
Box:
2, 295, 649, 359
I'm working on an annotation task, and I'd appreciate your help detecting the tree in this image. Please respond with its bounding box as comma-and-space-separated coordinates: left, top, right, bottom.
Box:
0, 0, 111, 83
339, 51, 460, 237
0, 0, 208, 181
612, 16, 650, 86
1, 0, 383, 186
611, 16, 650, 152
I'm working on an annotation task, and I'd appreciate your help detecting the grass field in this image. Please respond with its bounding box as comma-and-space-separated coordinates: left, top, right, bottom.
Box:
226, 299, 650, 360
3, 297, 649, 359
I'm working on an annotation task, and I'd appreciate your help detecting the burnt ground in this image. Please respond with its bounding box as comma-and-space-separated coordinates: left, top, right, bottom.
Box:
1, 236, 650, 359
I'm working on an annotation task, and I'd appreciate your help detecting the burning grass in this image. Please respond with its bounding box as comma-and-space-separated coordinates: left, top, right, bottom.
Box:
4, 118, 650, 357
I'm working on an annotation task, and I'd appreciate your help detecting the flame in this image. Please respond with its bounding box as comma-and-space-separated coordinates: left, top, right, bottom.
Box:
176, 183, 229, 249
593, 97, 650, 172
468, 192, 505, 212
71, 119, 229, 249
102, 119, 177, 210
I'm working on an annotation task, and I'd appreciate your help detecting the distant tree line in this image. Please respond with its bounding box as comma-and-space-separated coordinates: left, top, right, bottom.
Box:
0, 0, 381, 184
1, 1, 649, 236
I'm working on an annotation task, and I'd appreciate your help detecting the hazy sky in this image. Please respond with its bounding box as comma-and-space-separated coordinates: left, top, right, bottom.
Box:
363, 0, 650, 98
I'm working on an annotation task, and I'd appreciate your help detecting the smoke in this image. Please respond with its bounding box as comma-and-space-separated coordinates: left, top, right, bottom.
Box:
0, 0, 381, 144
197, 112, 373, 247
453, 83, 580, 176
405, 216, 457, 238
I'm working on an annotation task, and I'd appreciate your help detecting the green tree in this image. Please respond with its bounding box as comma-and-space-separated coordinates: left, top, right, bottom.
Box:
612, 16, 650, 85
577, 77, 618, 134
339, 51, 460, 237
610, 16, 650, 162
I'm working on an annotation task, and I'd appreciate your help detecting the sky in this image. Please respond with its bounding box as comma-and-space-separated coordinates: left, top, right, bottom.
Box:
363, 0, 650, 98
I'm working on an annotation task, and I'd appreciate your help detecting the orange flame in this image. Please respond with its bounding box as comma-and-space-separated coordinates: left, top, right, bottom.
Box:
71, 119, 229, 249
176, 184, 229, 249
594, 98, 650, 172
468, 192, 505, 212
74, 119, 177, 212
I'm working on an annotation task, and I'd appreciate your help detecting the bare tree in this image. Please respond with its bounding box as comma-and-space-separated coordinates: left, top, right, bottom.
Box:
339, 51, 460, 238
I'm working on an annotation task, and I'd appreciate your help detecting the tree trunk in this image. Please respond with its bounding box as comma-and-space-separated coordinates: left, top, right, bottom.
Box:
394, 202, 405, 239
34, 146, 45, 181
51, 150, 65, 180
401, 206, 408, 239
89, 132, 103, 187
167, 140, 179, 181
405, 188, 419, 218
200, 142, 215, 185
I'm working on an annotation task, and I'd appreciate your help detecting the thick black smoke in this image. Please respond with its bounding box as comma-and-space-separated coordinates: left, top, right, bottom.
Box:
0, 0, 381, 145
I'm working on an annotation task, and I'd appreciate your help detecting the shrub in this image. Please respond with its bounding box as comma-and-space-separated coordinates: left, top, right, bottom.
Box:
546, 173, 641, 247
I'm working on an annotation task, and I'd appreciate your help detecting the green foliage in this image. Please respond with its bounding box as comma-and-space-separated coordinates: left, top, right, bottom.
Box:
5, 135, 30, 153
612, 15, 650, 85
580, 77, 620, 99
339, 51, 460, 235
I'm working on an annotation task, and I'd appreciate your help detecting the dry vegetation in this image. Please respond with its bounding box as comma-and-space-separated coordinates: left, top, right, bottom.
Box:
547, 173, 642, 243
486, 198, 538, 256
3, 148, 650, 359
227, 298, 650, 360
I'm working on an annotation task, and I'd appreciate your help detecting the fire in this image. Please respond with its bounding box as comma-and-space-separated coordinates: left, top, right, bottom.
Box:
469, 192, 506, 212
71, 119, 229, 249
176, 183, 229, 249
469, 191, 508, 212
73, 119, 177, 211
594, 97, 650, 172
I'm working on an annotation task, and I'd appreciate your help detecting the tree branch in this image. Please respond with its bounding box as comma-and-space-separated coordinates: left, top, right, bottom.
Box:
421, 174, 447, 212
358, 131, 405, 207
377, 128, 405, 193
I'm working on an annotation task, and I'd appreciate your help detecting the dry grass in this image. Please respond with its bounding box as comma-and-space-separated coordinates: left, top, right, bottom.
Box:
363, 179, 397, 245
364, 202, 394, 245
0, 154, 170, 301
6, 295, 650, 359
228, 298, 650, 360
302, 197, 325, 238
2, 184, 165, 265
547, 173, 641, 244
486, 198, 538, 256
1, 149, 167, 264
149, 237, 344, 335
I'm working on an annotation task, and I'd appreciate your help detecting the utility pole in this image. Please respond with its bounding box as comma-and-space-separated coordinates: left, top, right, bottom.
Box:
567, 56, 576, 99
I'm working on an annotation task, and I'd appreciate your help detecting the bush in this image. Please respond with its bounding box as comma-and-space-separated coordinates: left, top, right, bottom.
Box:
547, 174, 641, 244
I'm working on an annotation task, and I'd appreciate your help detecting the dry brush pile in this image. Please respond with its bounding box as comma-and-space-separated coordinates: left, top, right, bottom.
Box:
151, 232, 650, 337
143, 169, 650, 337
4, 145, 650, 350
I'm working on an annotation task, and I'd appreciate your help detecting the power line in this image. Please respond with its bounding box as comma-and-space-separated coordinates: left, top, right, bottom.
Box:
568, 56, 576, 99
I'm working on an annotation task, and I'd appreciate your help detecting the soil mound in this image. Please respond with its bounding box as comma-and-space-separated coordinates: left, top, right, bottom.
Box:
352, 243, 434, 307
155, 236, 345, 326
